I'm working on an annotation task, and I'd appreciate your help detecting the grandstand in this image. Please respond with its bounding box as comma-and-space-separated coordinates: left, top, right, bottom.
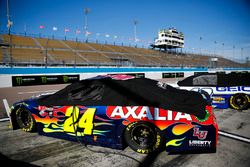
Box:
0, 34, 246, 68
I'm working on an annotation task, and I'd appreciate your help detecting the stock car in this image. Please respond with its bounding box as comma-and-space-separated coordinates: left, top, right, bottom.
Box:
171, 72, 250, 110
10, 74, 218, 154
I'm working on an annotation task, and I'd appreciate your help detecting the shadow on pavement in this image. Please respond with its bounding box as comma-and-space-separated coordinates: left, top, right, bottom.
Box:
138, 151, 161, 167
0, 153, 39, 167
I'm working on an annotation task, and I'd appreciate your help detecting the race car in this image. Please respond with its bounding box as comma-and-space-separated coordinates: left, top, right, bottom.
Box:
10, 74, 218, 154
172, 72, 250, 110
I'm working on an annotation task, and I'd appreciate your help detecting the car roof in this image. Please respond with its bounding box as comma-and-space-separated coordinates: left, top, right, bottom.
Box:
37, 75, 207, 119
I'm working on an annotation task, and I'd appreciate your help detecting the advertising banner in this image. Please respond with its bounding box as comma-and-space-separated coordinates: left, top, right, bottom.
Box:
12, 75, 79, 87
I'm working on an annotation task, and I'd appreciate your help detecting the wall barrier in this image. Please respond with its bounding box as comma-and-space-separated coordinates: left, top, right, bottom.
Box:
0, 67, 249, 88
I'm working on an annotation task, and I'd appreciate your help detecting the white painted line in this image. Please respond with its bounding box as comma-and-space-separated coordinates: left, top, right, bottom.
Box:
219, 131, 250, 144
3, 99, 11, 118
0, 118, 10, 122
2, 99, 12, 125
17, 90, 58, 95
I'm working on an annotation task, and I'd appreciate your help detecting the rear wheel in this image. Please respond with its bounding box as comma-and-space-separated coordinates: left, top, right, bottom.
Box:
124, 121, 164, 154
16, 107, 36, 132
229, 93, 249, 110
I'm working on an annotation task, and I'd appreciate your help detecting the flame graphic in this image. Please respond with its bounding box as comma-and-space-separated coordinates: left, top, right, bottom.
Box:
33, 114, 60, 126
66, 130, 111, 136
172, 124, 193, 135
166, 137, 186, 147
93, 130, 111, 136
43, 123, 64, 133
33, 112, 114, 136
94, 122, 114, 126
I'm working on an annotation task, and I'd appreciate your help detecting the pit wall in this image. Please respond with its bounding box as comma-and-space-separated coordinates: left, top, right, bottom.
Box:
0, 67, 249, 88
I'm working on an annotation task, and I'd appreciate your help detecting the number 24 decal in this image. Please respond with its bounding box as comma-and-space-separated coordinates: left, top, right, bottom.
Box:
64, 106, 96, 135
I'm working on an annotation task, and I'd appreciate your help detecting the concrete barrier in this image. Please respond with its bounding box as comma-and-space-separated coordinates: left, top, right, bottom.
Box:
0, 67, 249, 88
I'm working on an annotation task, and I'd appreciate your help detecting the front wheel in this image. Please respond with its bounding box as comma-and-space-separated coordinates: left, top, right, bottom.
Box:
16, 107, 36, 132
229, 93, 249, 110
124, 121, 164, 154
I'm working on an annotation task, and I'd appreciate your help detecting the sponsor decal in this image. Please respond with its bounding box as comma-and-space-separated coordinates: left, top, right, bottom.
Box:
41, 76, 47, 84
193, 128, 208, 140
38, 106, 54, 117
216, 86, 250, 92
12, 75, 79, 87
189, 140, 211, 147
106, 106, 197, 130
63, 76, 69, 83
34, 106, 114, 136
107, 106, 214, 130
108, 106, 192, 121
189, 127, 211, 147
213, 97, 225, 103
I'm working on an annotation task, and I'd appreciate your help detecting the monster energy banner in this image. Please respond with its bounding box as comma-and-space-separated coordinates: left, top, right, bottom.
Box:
162, 72, 184, 78
12, 75, 80, 87
194, 72, 208, 75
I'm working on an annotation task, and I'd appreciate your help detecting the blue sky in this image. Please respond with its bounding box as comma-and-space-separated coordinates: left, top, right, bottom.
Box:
0, 0, 249, 63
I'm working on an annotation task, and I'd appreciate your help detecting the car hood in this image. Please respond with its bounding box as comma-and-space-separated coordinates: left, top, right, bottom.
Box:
12, 93, 53, 108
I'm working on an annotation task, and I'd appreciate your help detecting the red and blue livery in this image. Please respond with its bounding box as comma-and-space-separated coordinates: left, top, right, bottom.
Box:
10, 75, 218, 154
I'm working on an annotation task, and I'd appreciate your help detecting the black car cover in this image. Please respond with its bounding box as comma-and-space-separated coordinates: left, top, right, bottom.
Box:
217, 73, 250, 86
178, 73, 250, 87
38, 76, 207, 119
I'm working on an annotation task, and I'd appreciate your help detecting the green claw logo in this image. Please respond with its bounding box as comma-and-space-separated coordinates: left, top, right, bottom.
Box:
63, 76, 69, 83
16, 77, 22, 85
41, 76, 47, 83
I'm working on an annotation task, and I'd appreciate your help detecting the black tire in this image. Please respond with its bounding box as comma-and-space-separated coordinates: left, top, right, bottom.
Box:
16, 107, 36, 132
229, 93, 249, 110
124, 121, 164, 154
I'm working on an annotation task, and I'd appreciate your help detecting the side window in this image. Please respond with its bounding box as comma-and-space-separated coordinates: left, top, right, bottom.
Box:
68, 84, 104, 101
193, 75, 217, 86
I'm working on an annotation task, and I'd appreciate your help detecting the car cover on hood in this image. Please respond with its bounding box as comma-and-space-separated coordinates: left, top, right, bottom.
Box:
37, 75, 207, 119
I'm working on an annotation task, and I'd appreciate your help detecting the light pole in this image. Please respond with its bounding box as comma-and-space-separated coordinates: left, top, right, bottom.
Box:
214, 41, 217, 56
6, 0, 13, 35
84, 8, 91, 39
133, 20, 138, 42
7, 0, 13, 67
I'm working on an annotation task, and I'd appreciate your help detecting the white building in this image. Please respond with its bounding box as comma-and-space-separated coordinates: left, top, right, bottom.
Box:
151, 28, 184, 51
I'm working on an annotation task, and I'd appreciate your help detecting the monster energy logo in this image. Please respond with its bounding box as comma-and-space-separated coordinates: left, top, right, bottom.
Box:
16, 77, 23, 85
41, 76, 47, 83
63, 76, 69, 83
13, 74, 79, 87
